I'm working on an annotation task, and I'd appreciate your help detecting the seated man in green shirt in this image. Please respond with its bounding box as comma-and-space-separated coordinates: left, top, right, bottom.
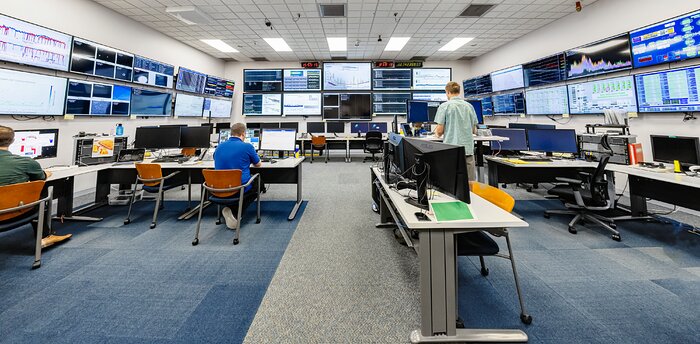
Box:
0, 125, 71, 247
434, 81, 479, 181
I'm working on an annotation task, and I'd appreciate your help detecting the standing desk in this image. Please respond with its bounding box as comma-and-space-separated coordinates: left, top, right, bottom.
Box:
371, 168, 529, 343
485, 156, 597, 187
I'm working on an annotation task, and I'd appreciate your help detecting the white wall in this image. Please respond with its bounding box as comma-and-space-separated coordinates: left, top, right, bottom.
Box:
0, 0, 226, 192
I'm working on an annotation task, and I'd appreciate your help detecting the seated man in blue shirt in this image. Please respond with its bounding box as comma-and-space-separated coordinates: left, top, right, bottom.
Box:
213, 123, 262, 229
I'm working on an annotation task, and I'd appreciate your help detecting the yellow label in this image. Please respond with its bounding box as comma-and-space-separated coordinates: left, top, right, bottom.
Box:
130, 115, 137, 120
64, 114, 74, 120
520, 113, 526, 118
562, 113, 570, 118
628, 112, 638, 118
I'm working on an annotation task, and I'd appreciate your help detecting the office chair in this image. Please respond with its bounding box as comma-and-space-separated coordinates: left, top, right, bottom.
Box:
310, 135, 328, 163
0, 181, 53, 269
363, 131, 383, 163
124, 163, 183, 229
544, 155, 621, 241
455, 181, 532, 325
192, 169, 261, 246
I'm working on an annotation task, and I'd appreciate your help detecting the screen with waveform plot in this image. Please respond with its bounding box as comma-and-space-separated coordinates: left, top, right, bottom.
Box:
566, 34, 632, 79
635, 65, 700, 113
373, 93, 411, 115
567, 75, 637, 114
204, 98, 233, 118
175, 67, 207, 94
132, 55, 174, 89
479, 96, 494, 116
323, 63, 372, 91
283, 93, 322, 116
0, 68, 67, 115
525, 85, 569, 115
70, 38, 133, 81
630, 9, 700, 68
492, 92, 526, 115
490, 65, 525, 92
412, 68, 451, 90
373, 68, 412, 90
523, 53, 567, 87
463, 75, 492, 97
243, 93, 282, 116
0, 14, 72, 71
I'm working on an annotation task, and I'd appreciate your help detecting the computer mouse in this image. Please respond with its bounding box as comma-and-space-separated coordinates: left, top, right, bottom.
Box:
658, 163, 665, 169
270, 160, 277, 164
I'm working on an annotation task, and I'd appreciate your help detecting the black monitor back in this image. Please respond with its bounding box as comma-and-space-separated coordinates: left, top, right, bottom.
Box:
135, 127, 181, 149
180, 126, 211, 148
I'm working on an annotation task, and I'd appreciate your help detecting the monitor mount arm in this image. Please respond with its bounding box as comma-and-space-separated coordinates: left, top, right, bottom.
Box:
405, 153, 429, 210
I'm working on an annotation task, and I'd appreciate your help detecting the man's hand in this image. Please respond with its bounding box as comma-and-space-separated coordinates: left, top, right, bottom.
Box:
44, 170, 53, 179
253, 162, 262, 168
435, 124, 445, 137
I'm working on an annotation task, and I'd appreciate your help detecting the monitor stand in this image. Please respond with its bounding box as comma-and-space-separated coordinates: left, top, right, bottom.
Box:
404, 154, 429, 210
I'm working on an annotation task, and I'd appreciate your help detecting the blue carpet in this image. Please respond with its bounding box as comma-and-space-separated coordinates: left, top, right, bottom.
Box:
457, 199, 700, 344
0, 200, 306, 344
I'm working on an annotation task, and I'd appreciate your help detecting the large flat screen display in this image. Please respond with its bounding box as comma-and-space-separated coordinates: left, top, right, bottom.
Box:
8, 129, 58, 159
70, 38, 134, 81
204, 75, 234, 98
373, 68, 412, 90
479, 96, 493, 116
412, 68, 451, 90
490, 65, 525, 92
0, 68, 66, 115
568, 76, 637, 114
244, 69, 283, 92
413, 92, 448, 101
492, 92, 526, 115
566, 34, 632, 79
523, 53, 567, 87
175, 67, 207, 94
132, 56, 174, 89
243, 93, 282, 116
0, 14, 72, 71
463, 75, 492, 97
323, 93, 372, 120
323, 63, 372, 91
283, 69, 321, 91
65, 79, 131, 116
373, 93, 411, 115
630, 10, 700, 68
130, 88, 172, 116
635, 66, 700, 113
525, 86, 569, 115
283, 93, 322, 116
204, 98, 232, 118
174, 93, 204, 117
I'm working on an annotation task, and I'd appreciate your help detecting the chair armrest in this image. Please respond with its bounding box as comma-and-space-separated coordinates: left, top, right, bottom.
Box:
242, 173, 259, 188
578, 171, 592, 178
162, 171, 181, 180
555, 177, 584, 189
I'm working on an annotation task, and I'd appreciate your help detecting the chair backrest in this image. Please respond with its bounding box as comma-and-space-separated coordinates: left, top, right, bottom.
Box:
589, 155, 610, 205
181, 148, 197, 157
366, 131, 382, 140
0, 180, 45, 222
469, 181, 515, 213
311, 135, 326, 146
135, 163, 163, 187
202, 169, 242, 198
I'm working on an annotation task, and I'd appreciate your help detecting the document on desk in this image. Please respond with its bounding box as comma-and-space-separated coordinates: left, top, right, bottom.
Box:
429, 200, 476, 222
504, 159, 549, 165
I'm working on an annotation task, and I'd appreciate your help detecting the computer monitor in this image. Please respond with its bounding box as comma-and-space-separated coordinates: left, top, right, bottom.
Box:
8, 129, 59, 159
407, 101, 429, 123
527, 129, 578, 154
280, 122, 299, 130
306, 122, 325, 134
369, 122, 388, 133
200, 123, 214, 134
508, 123, 556, 130
218, 129, 231, 143
326, 122, 345, 134
387, 132, 405, 174
260, 128, 297, 151
490, 128, 528, 151
179, 126, 211, 148
134, 127, 181, 149
260, 122, 280, 129
401, 123, 413, 137
246, 123, 261, 129
351, 122, 369, 134
650, 135, 700, 167
214, 122, 230, 133
245, 129, 260, 150
467, 100, 484, 124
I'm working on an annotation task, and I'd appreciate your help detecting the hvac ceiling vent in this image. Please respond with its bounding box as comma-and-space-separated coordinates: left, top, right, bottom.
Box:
409, 56, 428, 61
319, 4, 347, 17
251, 57, 269, 62
458, 4, 495, 18
221, 58, 238, 62
165, 6, 213, 25
459, 55, 476, 61
331, 56, 348, 60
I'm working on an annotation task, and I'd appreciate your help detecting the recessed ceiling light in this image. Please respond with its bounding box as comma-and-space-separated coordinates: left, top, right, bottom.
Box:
439, 37, 474, 51
263, 38, 292, 52
200, 39, 239, 53
327, 37, 347, 51
384, 37, 410, 51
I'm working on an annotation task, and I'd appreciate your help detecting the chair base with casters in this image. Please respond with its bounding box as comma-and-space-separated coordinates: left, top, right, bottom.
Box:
544, 207, 620, 241
124, 164, 182, 229
362, 153, 380, 163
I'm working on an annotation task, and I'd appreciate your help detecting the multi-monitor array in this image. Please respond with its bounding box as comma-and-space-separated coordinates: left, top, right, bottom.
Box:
464, 9, 700, 116
0, 13, 234, 118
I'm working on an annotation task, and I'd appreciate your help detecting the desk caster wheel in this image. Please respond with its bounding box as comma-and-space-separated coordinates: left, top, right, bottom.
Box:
481, 267, 489, 276
124, 219, 131, 225
456, 317, 465, 329
150, 222, 156, 229
543, 213, 550, 219
233, 239, 239, 245
612, 234, 621, 242
192, 238, 199, 246
215, 220, 222, 225
32, 261, 41, 269
520, 314, 533, 325
568, 226, 577, 234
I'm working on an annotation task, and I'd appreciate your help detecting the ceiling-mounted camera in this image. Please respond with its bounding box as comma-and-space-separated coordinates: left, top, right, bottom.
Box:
377, 35, 383, 42
265, 18, 272, 28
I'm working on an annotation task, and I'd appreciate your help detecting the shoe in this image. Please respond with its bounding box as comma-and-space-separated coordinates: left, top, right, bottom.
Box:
41, 234, 72, 248
221, 207, 238, 229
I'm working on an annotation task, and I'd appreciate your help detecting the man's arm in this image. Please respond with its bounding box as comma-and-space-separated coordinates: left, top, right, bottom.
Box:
434, 105, 446, 137
436, 124, 445, 137
249, 144, 262, 167
44, 170, 52, 179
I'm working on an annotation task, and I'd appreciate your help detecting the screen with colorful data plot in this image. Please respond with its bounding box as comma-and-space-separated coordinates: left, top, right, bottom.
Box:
65, 79, 131, 116
630, 10, 700, 68
635, 66, 700, 113
565, 34, 632, 79
0, 14, 72, 71
283, 69, 321, 91
463, 75, 492, 97
204, 75, 234, 98
523, 53, 567, 87
492, 92, 526, 115
0, 68, 67, 115
323, 63, 372, 91
243, 93, 282, 116
70, 38, 133, 81
567, 76, 637, 114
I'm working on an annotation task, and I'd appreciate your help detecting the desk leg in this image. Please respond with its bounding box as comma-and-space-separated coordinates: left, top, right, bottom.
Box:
487, 161, 499, 187
54, 176, 103, 222
628, 182, 648, 217
288, 164, 304, 220
346, 140, 351, 163
475, 141, 484, 167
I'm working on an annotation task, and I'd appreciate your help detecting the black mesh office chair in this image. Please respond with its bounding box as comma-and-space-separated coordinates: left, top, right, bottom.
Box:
363, 131, 383, 163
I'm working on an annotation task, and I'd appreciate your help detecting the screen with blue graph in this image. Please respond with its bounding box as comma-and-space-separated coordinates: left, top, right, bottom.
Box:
0, 68, 67, 115
565, 34, 632, 79
568, 76, 637, 114
65, 79, 131, 116
480, 96, 493, 116
323, 63, 372, 91
523, 53, 567, 87
463, 75, 492, 97
175, 67, 207, 94
492, 92, 526, 115
635, 66, 700, 113
244, 69, 283, 92
630, 10, 700, 68
0, 14, 72, 71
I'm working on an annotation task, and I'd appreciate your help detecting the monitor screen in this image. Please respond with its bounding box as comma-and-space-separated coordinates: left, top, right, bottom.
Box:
65, 79, 131, 116
0, 69, 66, 115
467, 100, 484, 124
635, 66, 700, 113
179, 126, 211, 148
306, 122, 325, 134
509, 123, 556, 130
325, 121, 345, 133
568, 76, 637, 114
244, 69, 283, 92
480, 96, 493, 116
174, 93, 204, 117
260, 128, 297, 151
523, 53, 567, 87
651, 135, 700, 165
373, 93, 411, 115
413, 92, 448, 101
243, 93, 282, 116
492, 92, 526, 115
134, 126, 180, 149
260, 123, 280, 129
412, 68, 451, 90
373, 68, 412, 90
322, 93, 371, 120
630, 10, 700, 68
8, 129, 59, 159
463, 75, 492, 97
490, 128, 528, 151
323, 63, 372, 91
204, 98, 233, 118
132, 55, 174, 88
204, 75, 234, 98
283, 69, 321, 91
525, 86, 569, 115
0, 14, 72, 71
71, 38, 133, 81
130, 88, 172, 116
490, 65, 525, 92
351, 122, 369, 133
283, 93, 322, 116
244, 129, 260, 150
175, 67, 207, 94
565, 34, 632, 79
407, 101, 429, 123
527, 129, 578, 153
369, 122, 388, 133
280, 122, 299, 130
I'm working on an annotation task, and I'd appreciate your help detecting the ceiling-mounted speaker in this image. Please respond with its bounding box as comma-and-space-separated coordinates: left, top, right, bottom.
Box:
165, 6, 213, 25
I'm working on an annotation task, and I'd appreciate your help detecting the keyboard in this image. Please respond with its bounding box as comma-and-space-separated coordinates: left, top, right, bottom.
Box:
153, 156, 189, 163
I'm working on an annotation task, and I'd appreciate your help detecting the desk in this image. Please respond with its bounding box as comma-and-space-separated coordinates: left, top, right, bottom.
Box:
298, 136, 379, 162
46, 164, 111, 221
418, 136, 509, 167
486, 156, 597, 187
371, 168, 529, 343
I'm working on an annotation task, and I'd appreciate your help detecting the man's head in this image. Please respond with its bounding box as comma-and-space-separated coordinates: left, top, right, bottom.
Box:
231, 123, 247, 139
445, 81, 461, 98
0, 125, 14, 149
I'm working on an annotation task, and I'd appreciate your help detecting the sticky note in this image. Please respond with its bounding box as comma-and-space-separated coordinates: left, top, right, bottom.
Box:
520, 113, 526, 118
64, 114, 74, 120
562, 113, 570, 118
130, 115, 137, 120
628, 112, 638, 118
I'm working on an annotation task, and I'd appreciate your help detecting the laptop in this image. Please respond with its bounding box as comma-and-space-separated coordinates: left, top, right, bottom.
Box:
113, 148, 145, 165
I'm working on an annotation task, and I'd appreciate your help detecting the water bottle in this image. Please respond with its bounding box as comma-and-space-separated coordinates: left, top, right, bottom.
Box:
115, 123, 124, 136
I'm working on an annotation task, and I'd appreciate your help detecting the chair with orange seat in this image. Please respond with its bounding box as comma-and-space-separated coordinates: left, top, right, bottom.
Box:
310, 135, 328, 163
192, 169, 261, 246
454, 181, 532, 324
124, 163, 183, 229
0, 181, 53, 269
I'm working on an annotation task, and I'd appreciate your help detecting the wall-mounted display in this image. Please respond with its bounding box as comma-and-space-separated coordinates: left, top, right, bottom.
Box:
283, 69, 321, 91
525, 85, 569, 115
373, 68, 412, 90
132, 55, 174, 89
175, 67, 207, 94
204, 98, 232, 118
244, 69, 283, 92
565, 34, 632, 79
282, 93, 322, 116
130, 88, 172, 116
70, 38, 133, 81
568, 75, 637, 114
204, 75, 234, 98
65, 79, 131, 116
630, 9, 700, 68
174, 93, 204, 117
322, 93, 372, 120
373, 93, 411, 115
323, 63, 372, 91
492, 91, 526, 115
523, 53, 567, 87
490, 65, 525, 92
635, 66, 700, 113
0, 68, 67, 115
412, 68, 451, 90
0, 14, 72, 71
243, 93, 282, 116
